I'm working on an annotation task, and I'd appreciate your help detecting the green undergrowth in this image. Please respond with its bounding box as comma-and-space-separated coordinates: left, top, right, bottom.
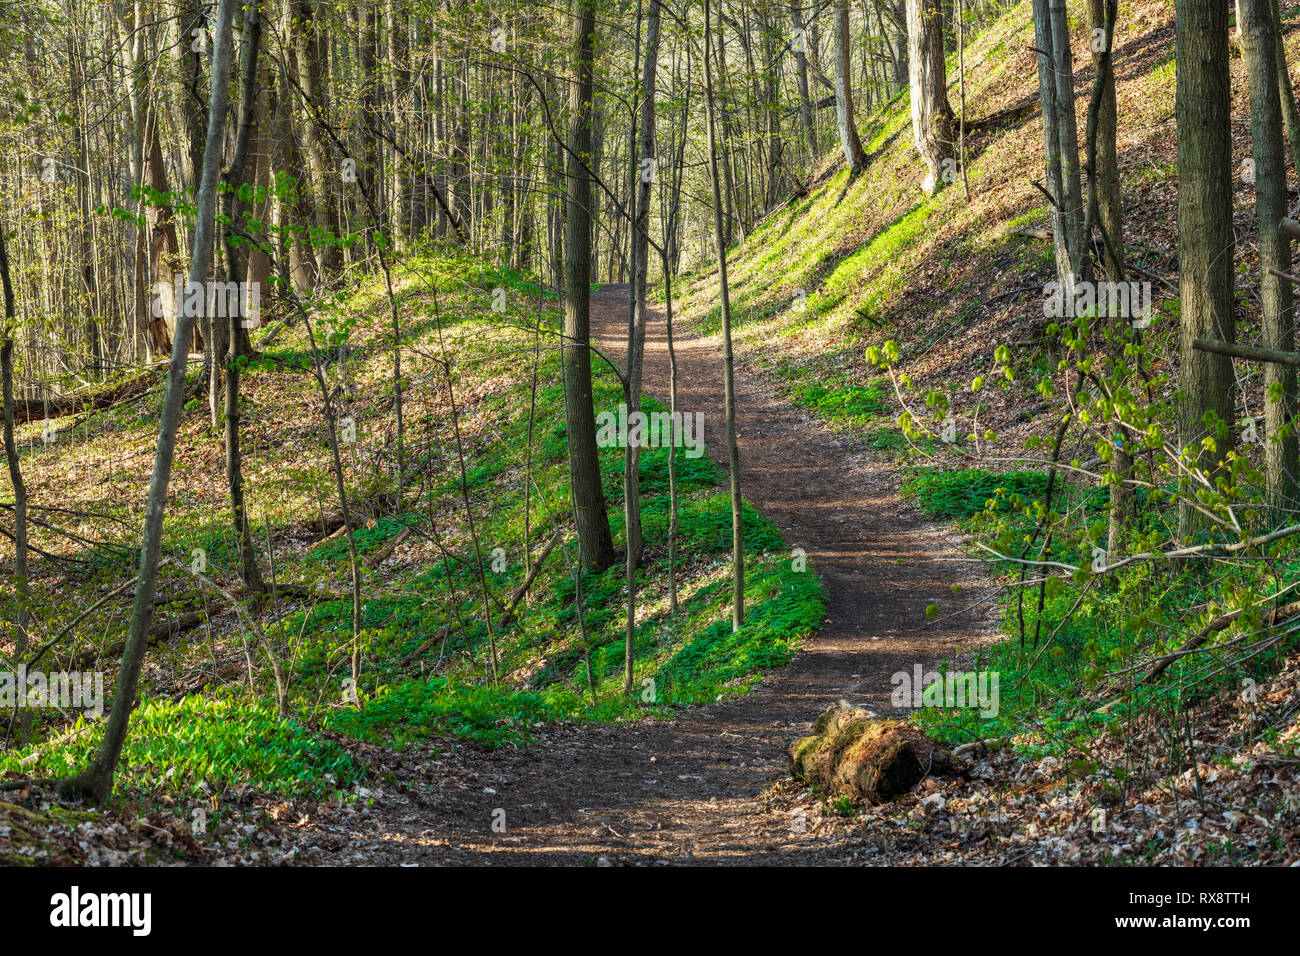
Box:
3, 241, 826, 799
900, 468, 1300, 758
0, 695, 362, 800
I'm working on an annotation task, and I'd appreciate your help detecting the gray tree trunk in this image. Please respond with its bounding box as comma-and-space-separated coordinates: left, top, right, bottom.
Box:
790, 2, 819, 161
293, 0, 342, 278
1242, 0, 1299, 516
1175, 0, 1236, 538
0, 224, 29, 743
221, 0, 266, 596
62, 0, 238, 803
833, 0, 869, 172
624, 0, 661, 693
1085, 0, 1131, 556
704, 0, 746, 631
563, 0, 615, 573
906, 0, 956, 191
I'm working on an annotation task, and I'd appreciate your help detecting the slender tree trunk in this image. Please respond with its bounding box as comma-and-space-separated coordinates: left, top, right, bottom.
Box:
791, 3, 819, 162
221, 0, 265, 596
62, 0, 238, 803
623, 0, 661, 693
173, 0, 207, 195
1269, 0, 1300, 174
1085, 0, 1132, 555
1049, 0, 1085, 274
1242, 0, 1299, 516
69, 36, 102, 378
294, 0, 342, 278
0, 225, 29, 742
1033, 0, 1086, 285
564, 0, 616, 573
704, 0, 745, 631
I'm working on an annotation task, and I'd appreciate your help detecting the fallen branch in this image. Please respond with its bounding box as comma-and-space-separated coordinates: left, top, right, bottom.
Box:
1010, 226, 1051, 241
495, 530, 563, 632
24, 579, 135, 671
161, 557, 288, 713
1096, 599, 1300, 703
966, 95, 1040, 132
11, 366, 164, 426
1193, 336, 1300, 368
66, 611, 205, 670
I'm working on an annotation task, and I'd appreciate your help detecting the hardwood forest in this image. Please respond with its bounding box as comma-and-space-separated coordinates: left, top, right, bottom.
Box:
1, 0, 1299, 874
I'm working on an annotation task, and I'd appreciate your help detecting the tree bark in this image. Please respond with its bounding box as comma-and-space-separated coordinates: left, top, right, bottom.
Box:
906, 0, 956, 191
1085, 0, 1131, 556
563, 0, 616, 573
221, 0, 266, 596
704, 0, 746, 631
0, 223, 30, 743
624, 0, 661, 693
62, 0, 239, 803
1269, 0, 1300, 174
1242, 0, 1299, 517
1033, 0, 1086, 285
1175, 0, 1236, 539
293, 0, 343, 278
833, 0, 869, 172
791, 2, 819, 161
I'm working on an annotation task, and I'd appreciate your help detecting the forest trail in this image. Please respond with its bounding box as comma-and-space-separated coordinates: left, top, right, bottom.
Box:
308, 286, 998, 865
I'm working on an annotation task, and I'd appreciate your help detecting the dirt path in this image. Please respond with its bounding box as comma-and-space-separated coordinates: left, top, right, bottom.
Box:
304, 286, 998, 865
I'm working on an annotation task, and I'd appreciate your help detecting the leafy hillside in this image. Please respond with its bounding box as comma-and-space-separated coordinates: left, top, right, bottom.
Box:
1, 251, 822, 858
673, 0, 1300, 864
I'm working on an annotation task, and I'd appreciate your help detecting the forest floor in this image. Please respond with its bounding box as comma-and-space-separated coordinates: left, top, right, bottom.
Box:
290, 285, 1000, 865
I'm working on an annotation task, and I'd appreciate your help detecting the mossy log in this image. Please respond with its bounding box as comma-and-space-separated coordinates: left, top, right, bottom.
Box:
790, 702, 962, 804
11, 366, 164, 425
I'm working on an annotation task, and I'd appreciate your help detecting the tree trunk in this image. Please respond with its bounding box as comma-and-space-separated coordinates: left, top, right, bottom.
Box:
1175, 0, 1236, 539
144, 107, 180, 354
704, 0, 746, 631
791, 3, 819, 162
172, 0, 207, 195
62, 0, 238, 804
563, 0, 616, 573
0, 225, 30, 743
906, 0, 956, 191
1269, 0, 1300, 175
1033, 0, 1086, 285
1086, 0, 1131, 556
1242, 0, 1299, 516
293, 0, 343, 278
221, 0, 266, 596
832, 0, 869, 172
274, 33, 318, 293
623, 0, 661, 693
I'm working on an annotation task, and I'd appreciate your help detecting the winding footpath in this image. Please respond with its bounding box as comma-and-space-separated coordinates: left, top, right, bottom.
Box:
308, 285, 998, 865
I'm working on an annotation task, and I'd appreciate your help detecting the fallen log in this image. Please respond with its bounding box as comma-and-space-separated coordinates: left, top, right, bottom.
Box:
790, 702, 963, 805
495, 530, 563, 632
363, 525, 414, 569
11, 366, 164, 426
1010, 226, 1051, 241
1193, 336, 1300, 368
967, 95, 1040, 133
66, 611, 205, 670
1096, 599, 1300, 704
